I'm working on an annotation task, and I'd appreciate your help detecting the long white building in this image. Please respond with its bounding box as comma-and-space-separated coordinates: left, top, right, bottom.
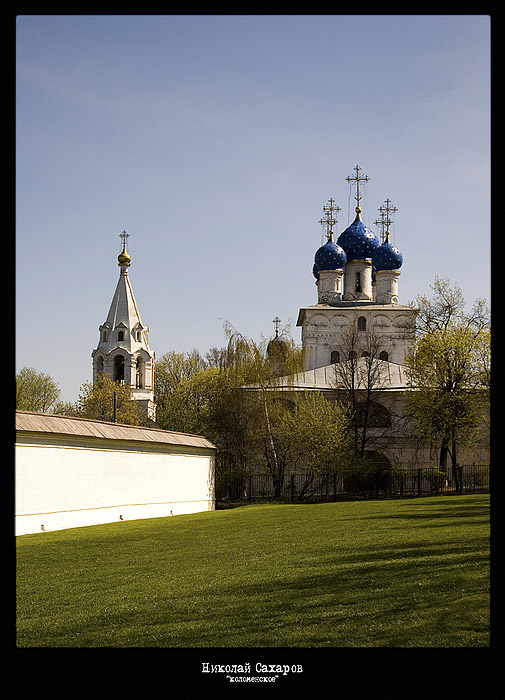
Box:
15, 411, 216, 536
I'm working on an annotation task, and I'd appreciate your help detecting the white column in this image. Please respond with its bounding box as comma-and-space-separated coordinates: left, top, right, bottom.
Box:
317, 269, 343, 304
375, 269, 400, 304
343, 260, 373, 300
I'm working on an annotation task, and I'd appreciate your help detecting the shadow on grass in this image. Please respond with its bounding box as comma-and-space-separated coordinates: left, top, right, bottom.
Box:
339, 505, 489, 524
189, 539, 487, 647
48, 535, 488, 648
16, 496, 490, 648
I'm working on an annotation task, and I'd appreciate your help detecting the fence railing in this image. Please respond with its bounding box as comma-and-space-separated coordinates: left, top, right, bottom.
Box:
215, 464, 489, 506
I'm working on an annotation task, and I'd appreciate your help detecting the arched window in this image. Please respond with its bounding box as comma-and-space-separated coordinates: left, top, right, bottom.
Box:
96, 356, 104, 375
361, 351, 369, 358
358, 316, 366, 331
355, 401, 391, 427
379, 351, 389, 361
117, 330, 124, 341
273, 397, 296, 412
330, 350, 340, 364
136, 357, 144, 388
114, 355, 125, 383
102, 331, 108, 342
355, 272, 361, 292
349, 351, 357, 360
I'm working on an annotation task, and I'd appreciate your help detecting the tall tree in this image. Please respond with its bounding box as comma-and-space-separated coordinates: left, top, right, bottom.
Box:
404, 279, 490, 490
154, 349, 207, 398
275, 390, 352, 495
223, 322, 305, 492
411, 276, 489, 337
16, 366, 61, 413
154, 341, 264, 475
76, 374, 144, 425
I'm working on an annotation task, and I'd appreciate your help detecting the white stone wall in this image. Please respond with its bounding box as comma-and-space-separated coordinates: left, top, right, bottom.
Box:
15, 435, 215, 536
300, 305, 416, 370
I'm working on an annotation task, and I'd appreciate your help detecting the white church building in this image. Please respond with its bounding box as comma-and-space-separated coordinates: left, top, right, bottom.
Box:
272, 165, 489, 469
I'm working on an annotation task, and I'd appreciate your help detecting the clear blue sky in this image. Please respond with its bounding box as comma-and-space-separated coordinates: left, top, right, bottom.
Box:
16, 14, 490, 404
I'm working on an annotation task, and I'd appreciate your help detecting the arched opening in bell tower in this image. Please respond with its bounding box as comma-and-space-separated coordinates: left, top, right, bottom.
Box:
136, 357, 144, 388
114, 355, 125, 383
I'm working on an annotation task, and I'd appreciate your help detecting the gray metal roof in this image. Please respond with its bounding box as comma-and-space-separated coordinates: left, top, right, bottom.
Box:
15, 411, 216, 450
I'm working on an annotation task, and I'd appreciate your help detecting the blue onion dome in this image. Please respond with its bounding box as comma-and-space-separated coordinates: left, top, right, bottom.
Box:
336, 209, 380, 261
312, 232, 347, 280
371, 232, 403, 271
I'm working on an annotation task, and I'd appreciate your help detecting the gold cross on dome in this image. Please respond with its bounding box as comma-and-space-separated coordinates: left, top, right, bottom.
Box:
374, 207, 392, 243
319, 199, 341, 239
346, 165, 370, 210
119, 230, 129, 250
272, 316, 281, 338
374, 212, 388, 243
379, 198, 398, 221
377, 199, 398, 242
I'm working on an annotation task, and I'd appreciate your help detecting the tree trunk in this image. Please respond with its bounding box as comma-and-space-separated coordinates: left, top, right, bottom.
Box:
439, 441, 449, 471
451, 438, 462, 494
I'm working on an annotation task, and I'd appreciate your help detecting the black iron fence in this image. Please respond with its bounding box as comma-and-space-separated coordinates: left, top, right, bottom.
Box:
216, 463, 489, 506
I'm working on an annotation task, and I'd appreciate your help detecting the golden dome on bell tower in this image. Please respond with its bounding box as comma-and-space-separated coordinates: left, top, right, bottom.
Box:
118, 230, 131, 267
118, 249, 131, 266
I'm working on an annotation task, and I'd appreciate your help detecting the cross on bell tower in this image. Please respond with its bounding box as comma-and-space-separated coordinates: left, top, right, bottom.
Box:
119, 229, 130, 254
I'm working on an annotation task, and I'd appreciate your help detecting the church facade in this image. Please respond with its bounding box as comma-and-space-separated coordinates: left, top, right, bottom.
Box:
298, 167, 415, 373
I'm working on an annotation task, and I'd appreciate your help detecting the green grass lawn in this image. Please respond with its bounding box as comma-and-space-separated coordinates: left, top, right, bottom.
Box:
16, 494, 490, 648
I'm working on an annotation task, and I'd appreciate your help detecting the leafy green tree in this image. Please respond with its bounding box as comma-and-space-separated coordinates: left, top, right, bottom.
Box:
154, 349, 207, 399
154, 346, 257, 474
76, 374, 144, 425
222, 322, 306, 490
404, 280, 490, 491
153, 325, 354, 499
410, 276, 489, 337
154, 325, 307, 488
155, 351, 214, 429
274, 391, 352, 497
51, 400, 79, 416
156, 365, 221, 435
16, 366, 61, 413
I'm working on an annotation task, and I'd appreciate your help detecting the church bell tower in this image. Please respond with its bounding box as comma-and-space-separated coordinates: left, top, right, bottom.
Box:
91, 232, 156, 421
